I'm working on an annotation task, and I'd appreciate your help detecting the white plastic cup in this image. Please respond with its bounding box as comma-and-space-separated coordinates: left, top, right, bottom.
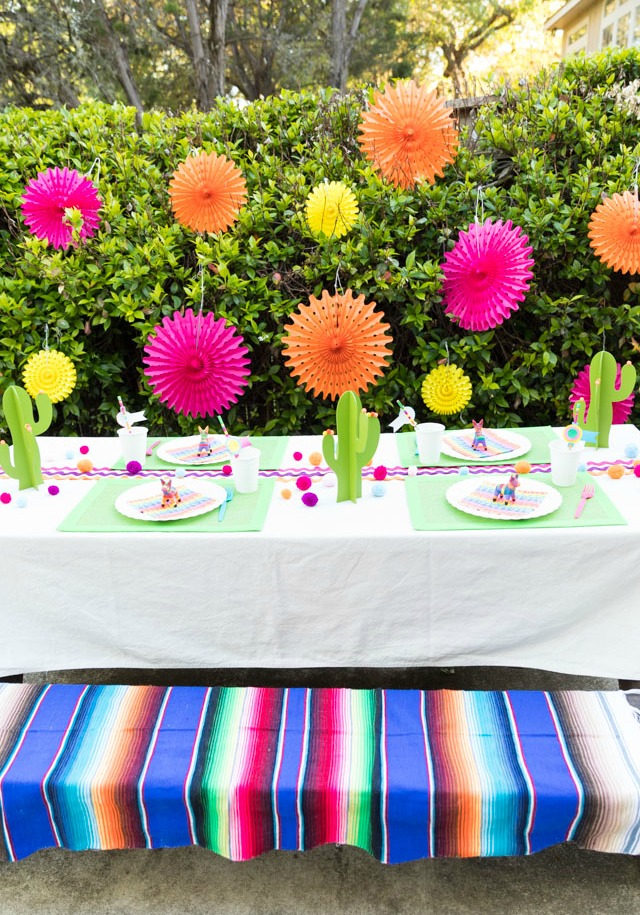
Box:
117, 426, 148, 467
233, 445, 261, 494
415, 422, 445, 465
549, 439, 585, 487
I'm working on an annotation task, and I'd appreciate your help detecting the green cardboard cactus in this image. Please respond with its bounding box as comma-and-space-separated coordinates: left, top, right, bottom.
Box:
0, 385, 53, 490
573, 351, 636, 448
322, 390, 380, 503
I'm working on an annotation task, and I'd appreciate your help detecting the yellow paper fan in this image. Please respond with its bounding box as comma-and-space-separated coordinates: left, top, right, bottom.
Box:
421, 364, 471, 415
22, 350, 76, 403
305, 181, 359, 239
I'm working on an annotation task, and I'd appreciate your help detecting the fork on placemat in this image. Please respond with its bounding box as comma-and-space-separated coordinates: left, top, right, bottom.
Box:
574, 483, 595, 519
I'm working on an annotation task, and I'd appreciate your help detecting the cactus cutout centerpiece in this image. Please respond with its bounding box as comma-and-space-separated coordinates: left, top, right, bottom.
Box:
0, 385, 53, 490
573, 351, 636, 448
322, 390, 380, 503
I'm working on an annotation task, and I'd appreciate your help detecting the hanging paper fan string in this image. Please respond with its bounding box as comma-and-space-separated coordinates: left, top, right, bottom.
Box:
282, 289, 392, 400
169, 151, 247, 234
569, 362, 635, 424
22, 350, 76, 403
21, 167, 102, 249
441, 219, 534, 331
359, 80, 458, 189
588, 191, 640, 274
143, 308, 250, 418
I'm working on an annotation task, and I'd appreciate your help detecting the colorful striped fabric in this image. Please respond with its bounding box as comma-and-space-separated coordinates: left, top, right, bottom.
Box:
0, 685, 639, 863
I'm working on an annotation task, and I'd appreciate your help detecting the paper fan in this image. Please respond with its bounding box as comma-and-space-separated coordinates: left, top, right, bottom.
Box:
143, 308, 250, 418
442, 219, 534, 331
569, 362, 635, 424
21, 167, 102, 249
169, 151, 247, 234
22, 349, 76, 403
421, 364, 472, 415
282, 288, 393, 399
305, 181, 359, 239
358, 80, 458, 189
588, 191, 640, 274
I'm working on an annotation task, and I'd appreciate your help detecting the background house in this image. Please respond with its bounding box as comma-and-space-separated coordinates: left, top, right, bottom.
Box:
546, 0, 640, 55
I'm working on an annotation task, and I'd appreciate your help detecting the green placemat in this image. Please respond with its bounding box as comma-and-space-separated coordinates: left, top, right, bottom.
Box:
58, 477, 275, 533
405, 472, 627, 531
112, 436, 289, 471
395, 426, 556, 468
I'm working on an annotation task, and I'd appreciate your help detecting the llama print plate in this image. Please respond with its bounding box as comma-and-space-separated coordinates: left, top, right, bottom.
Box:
115, 480, 227, 522
156, 435, 232, 466
440, 429, 531, 462
446, 476, 562, 521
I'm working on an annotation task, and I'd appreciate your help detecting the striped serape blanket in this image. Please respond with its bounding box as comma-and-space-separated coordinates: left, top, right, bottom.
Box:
1, 685, 639, 863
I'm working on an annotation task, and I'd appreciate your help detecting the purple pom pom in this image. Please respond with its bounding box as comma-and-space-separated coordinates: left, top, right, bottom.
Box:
302, 492, 318, 507
47, 484, 60, 496
126, 460, 142, 475
296, 475, 312, 491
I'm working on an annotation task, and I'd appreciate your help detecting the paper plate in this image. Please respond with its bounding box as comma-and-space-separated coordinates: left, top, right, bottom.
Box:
115, 480, 227, 522
156, 435, 231, 466
441, 429, 531, 462
445, 476, 562, 521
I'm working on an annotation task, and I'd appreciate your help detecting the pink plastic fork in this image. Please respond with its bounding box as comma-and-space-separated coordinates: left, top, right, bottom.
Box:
574, 483, 595, 519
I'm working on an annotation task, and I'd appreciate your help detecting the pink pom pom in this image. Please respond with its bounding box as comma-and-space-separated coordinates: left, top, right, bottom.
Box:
302, 492, 318, 507
47, 484, 60, 496
293, 451, 303, 461
0, 492, 11, 505
373, 465, 387, 481
634, 465, 640, 478
222, 464, 233, 476
79, 445, 90, 455
296, 475, 312, 491
126, 460, 142, 475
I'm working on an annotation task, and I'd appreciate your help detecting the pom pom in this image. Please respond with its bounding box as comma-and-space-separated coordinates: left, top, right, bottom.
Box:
608, 464, 625, 479
175, 467, 187, 478
281, 487, 292, 500
65, 449, 75, 460
407, 466, 418, 476
624, 443, 639, 460
373, 465, 388, 481
126, 460, 142, 475
293, 451, 303, 461
47, 484, 60, 496
634, 465, 640, 478
79, 445, 90, 455
296, 475, 312, 491
309, 451, 323, 466
77, 458, 93, 473
323, 473, 337, 487
421, 364, 472, 415
16, 496, 27, 509
371, 482, 386, 497
222, 464, 233, 476
514, 460, 531, 474
0, 492, 11, 505
301, 492, 318, 507
458, 466, 469, 476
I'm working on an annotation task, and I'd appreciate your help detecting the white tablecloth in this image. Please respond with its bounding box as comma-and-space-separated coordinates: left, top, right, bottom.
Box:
2, 428, 640, 678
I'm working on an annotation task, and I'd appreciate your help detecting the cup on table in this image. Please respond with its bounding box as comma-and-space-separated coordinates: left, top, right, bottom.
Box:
415, 422, 445, 465
233, 445, 261, 494
117, 426, 148, 467
549, 439, 585, 487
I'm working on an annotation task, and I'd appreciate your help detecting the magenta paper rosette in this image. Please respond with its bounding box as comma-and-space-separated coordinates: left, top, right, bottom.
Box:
21, 167, 102, 249
569, 362, 635, 424
143, 308, 250, 418
441, 218, 534, 331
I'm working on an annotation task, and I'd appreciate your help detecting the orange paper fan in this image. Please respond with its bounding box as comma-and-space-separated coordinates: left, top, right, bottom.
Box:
359, 80, 458, 189
169, 151, 247, 233
282, 289, 393, 400
588, 190, 640, 274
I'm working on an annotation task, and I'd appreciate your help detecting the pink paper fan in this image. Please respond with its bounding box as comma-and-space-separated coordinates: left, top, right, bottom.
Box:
21, 167, 102, 249
569, 362, 635, 424
441, 219, 534, 331
143, 308, 250, 418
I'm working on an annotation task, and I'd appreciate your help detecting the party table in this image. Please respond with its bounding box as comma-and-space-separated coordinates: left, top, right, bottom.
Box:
1, 426, 640, 679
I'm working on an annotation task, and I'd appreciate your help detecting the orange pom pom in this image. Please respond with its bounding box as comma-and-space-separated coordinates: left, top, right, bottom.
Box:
281, 488, 292, 500
514, 460, 531, 474
309, 451, 323, 466
607, 464, 625, 479
77, 458, 93, 473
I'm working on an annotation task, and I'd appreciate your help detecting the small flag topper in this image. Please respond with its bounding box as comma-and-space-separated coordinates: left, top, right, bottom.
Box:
389, 401, 417, 433
563, 400, 597, 447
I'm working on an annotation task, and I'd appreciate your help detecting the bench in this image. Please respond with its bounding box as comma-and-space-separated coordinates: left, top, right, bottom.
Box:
1, 684, 639, 863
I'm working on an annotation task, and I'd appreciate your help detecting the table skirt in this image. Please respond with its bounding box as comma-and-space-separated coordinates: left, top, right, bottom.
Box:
1, 685, 640, 863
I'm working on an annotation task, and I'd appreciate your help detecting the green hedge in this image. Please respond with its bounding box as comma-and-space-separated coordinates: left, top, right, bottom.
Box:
1, 48, 640, 437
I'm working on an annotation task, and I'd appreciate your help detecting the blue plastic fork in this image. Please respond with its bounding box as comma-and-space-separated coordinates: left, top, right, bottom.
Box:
218, 487, 234, 522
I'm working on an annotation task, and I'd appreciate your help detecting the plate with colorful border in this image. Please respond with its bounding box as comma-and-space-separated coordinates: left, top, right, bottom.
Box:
115, 480, 227, 522
441, 429, 531, 462
156, 435, 231, 466
445, 475, 562, 521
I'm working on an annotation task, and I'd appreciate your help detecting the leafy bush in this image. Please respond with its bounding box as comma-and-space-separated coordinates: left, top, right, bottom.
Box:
1, 48, 640, 437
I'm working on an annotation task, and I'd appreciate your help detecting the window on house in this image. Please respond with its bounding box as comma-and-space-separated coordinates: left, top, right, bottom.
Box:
603, 23, 614, 43
634, 8, 640, 43
601, 0, 640, 47
568, 21, 588, 49
618, 11, 631, 43
604, 0, 619, 15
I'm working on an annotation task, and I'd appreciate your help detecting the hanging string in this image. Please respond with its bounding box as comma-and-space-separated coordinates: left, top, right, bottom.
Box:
334, 264, 344, 296
86, 157, 101, 185
602, 327, 606, 352
43, 323, 50, 351
474, 185, 485, 226
195, 261, 205, 349
444, 340, 450, 365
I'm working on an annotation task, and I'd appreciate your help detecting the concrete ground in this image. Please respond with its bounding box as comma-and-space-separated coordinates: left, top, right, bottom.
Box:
0, 666, 637, 915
